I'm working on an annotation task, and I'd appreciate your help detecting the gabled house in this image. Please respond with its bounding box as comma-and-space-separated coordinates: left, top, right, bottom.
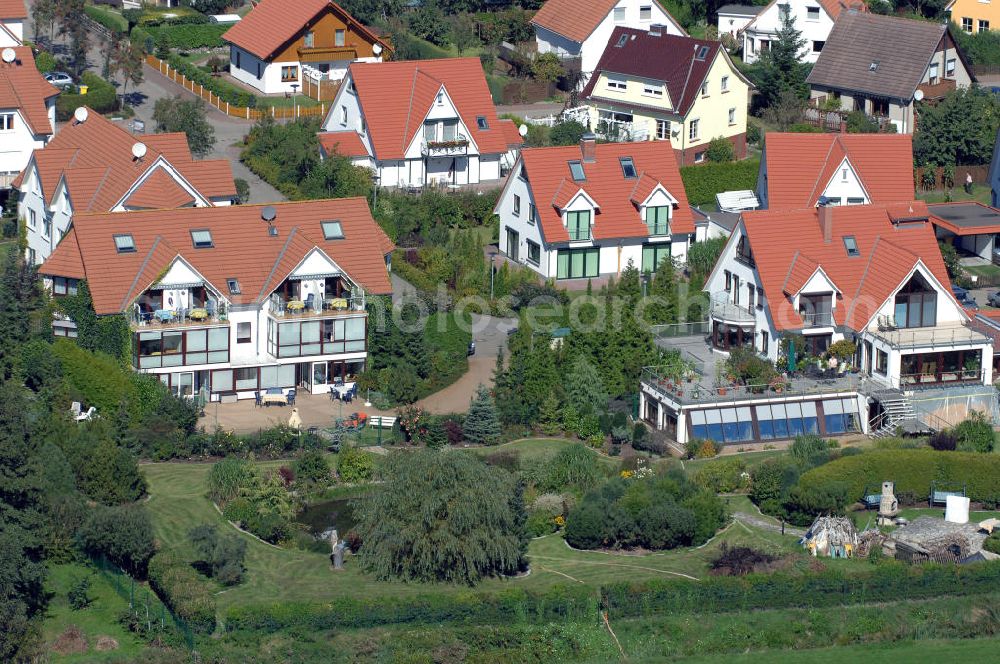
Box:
717, 5, 764, 41
40, 199, 393, 400
14, 108, 236, 265
317, 58, 522, 188
531, 0, 686, 83
807, 12, 974, 134
0, 46, 58, 190
222, 0, 389, 95
741, 0, 866, 64
947, 0, 1000, 34
756, 132, 915, 210
494, 135, 693, 280
0, 0, 25, 46
579, 27, 753, 164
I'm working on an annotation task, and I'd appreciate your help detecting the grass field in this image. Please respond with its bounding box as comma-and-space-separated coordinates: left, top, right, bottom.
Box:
673, 636, 1000, 664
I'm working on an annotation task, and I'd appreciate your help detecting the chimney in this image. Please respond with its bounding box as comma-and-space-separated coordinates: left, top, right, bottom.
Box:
818, 203, 834, 244
839, 119, 847, 134
580, 132, 597, 163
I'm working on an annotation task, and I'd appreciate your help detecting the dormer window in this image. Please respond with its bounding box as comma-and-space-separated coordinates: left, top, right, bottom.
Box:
477, 116, 489, 130
114, 234, 136, 253
620, 157, 637, 179
843, 236, 859, 257
568, 160, 585, 181
566, 210, 591, 241
321, 220, 345, 240
190, 229, 213, 248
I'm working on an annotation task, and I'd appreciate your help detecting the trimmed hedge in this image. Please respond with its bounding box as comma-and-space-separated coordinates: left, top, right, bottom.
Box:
148, 551, 217, 634
84, 5, 129, 34
55, 72, 118, 121
603, 560, 1000, 618
161, 52, 256, 109
146, 24, 229, 49
225, 584, 597, 633
797, 449, 1000, 504
680, 158, 760, 207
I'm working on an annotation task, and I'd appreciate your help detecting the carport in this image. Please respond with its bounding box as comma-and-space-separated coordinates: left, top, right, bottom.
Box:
929, 202, 1000, 263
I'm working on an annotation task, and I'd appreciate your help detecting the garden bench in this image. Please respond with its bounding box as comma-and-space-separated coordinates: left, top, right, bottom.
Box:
368, 416, 397, 429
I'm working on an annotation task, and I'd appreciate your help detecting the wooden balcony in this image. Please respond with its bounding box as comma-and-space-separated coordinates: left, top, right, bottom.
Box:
917, 78, 956, 102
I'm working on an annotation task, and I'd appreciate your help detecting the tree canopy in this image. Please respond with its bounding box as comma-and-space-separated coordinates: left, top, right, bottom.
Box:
152, 96, 217, 158
913, 86, 1000, 167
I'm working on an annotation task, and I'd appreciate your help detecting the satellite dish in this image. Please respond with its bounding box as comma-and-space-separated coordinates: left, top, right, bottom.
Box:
261, 205, 277, 222
518, 124, 528, 137
1, 48, 15, 64
372, 43, 383, 56
131, 142, 147, 160
913, 88, 925, 102
73, 107, 89, 124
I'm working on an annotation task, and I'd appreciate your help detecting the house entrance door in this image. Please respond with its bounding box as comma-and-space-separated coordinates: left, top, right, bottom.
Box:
507, 228, 520, 262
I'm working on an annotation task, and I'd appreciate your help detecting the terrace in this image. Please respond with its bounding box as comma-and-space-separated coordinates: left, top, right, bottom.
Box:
868, 321, 989, 350
129, 287, 229, 330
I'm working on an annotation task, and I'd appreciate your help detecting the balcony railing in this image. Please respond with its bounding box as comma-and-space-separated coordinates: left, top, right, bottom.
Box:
916, 78, 956, 101
268, 293, 366, 319
130, 303, 229, 329
867, 321, 990, 350
421, 137, 470, 156
900, 369, 982, 387
800, 311, 833, 328
641, 366, 863, 407
709, 292, 755, 324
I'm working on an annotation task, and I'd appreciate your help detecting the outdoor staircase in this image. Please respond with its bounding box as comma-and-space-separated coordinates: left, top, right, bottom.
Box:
869, 389, 920, 438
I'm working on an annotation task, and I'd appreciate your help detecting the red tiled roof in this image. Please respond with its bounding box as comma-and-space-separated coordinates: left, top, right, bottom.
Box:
0, 47, 58, 136
15, 110, 234, 210
317, 130, 370, 158
498, 119, 523, 146
531, 0, 684, 43
741, 203, 955, 332
762, 132, 915, 209
744, 0, 864, 32
332, 58, 513, 161
0, 0, 26, 19
512, 141, 693, 243
123, 169, 196, 209
581, 28, 750, 118
41, 199, 395, 314
222, 0, 387, 61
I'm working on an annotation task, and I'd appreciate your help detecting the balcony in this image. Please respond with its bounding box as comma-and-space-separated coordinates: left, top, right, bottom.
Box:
267, 293, 366, 320
917, 78, 956, 102
130, 301, 229, 330
421, 137, 470, 157
800, 311, 833, 328
868, 321, 990, 350
709, 292, 755, 324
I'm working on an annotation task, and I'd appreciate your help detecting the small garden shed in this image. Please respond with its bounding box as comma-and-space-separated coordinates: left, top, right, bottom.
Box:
801, 516, 859, 558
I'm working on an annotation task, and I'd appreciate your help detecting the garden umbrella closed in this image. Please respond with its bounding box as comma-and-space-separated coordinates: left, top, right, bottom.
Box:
788, 340, 796, 373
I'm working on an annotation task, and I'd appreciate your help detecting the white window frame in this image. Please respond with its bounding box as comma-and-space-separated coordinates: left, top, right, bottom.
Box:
688, 119, 699, 141
513, 194, 521, 216
806, 6, 820, 20
700, 81, 709, 97
962, 17, 973, 33
642, 83, 663, 97
728, 108, 736, 125
720, 75, 729, 92
29, 209, 36, 229
639, 5, 652, 20
613, 6, 626, 23
946, 58, 956, 77
340, 105, 348, 125
607, 76, 627, 91
656, 119, 671, 140
0, 112, 13, 131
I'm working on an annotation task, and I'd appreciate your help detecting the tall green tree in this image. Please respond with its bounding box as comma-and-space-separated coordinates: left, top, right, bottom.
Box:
464, 384, 501, 445
914, 86, 1000, 167
751, 10, 809, 109
645, 255, 678, 324
0, 247, 45, 379
564, 356, 607, 416
152, 96, 217, 158
355, 451, 527, 584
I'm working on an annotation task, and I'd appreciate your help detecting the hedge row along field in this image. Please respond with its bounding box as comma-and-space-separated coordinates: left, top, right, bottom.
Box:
797, 449, 1000, 503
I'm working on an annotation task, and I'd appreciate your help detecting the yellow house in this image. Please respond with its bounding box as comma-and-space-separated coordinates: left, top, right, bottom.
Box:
948, 0, 1000, 33
579, 27, 753, 166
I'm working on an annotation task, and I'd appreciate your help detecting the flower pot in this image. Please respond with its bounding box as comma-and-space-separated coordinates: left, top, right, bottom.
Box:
717, 387, 728, 396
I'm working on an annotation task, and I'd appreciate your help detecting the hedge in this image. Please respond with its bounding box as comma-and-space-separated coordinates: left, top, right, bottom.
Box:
224, 584, 597, 633
55, 72, 118, 121
680, 158, 760, 207
148, 551, 217, 634
797, 449, 1000, 504
84, 5, 129, 34
160, 52, 256, 109
146, 24, 229, 50
603, 560, 1000, 618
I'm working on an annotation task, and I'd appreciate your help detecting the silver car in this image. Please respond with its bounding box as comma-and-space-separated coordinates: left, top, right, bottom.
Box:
44, 71, 73, 89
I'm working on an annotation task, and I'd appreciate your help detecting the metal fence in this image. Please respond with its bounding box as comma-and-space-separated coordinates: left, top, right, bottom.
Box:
650, 321, 709, 339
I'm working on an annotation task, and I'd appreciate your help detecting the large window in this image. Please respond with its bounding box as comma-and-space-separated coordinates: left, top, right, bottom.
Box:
566, 210, 591, 241
756, 402, 819, 440
656, 119, 671, 140
136, 327, 229, 368
646, 205, 670, 236
689, 407, 754, 444
893, 273, 937, 328
281, 66, 298, 82
642, 243, 671, 273
52, 277, 78, 296
963, 17, 973, 33
822, 399, 859, 435
0, 113, 13, 131
335, 28, 346, 46
526, 240, 541, 266
267, 316, 366, 358
556, 248, 599, 279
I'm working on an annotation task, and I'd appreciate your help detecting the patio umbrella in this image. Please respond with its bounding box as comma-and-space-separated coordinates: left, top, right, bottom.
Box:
787, 339, 796, 373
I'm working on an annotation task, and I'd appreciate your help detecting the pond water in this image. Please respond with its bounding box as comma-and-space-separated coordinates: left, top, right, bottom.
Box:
296, 498, 359, 540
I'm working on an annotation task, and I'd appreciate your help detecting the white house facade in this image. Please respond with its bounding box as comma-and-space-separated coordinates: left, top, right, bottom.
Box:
0, 46, 57, 190
741, 0, 853, 64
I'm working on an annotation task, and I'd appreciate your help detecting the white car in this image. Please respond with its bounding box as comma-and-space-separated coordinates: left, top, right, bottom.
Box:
44, 71, 73, 89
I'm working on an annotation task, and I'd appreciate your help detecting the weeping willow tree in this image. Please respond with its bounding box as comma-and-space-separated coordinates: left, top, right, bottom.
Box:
354, 450, 527, 585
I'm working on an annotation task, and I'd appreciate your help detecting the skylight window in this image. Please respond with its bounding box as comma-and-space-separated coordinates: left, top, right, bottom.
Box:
476, 116, 489, 130
114, 234, 135, 253
190, 229, 213, 248
695, 45, 710, 60
843, 236, 859, 257
869, 61, 879, 72
619, 157, 637, 179
322, 220, 345, 240
568, 160, 585, 182
615, 34, 628, 47
227, 278, 241, 295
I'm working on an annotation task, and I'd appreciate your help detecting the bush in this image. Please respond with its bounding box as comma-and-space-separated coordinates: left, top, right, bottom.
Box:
160, 52, 256, 108
684, 438, 720, 459
188, 525, 247, 586
294, 450, 331, 486
68, 576, 92, 610
35, 50, 56, 74
929, 430, 958, 451
984, 533, 1000, 555
680, 158, 760, 206
77, 505, 156, 578
207, 457, 256, 506
337, 446, 375, 484
694, 457, 750, 493
540, 444, 602, 492
746, 121, 762, 147
788, 434, 833, 467
147, 551, 217, 634
782, 482, 851, 526
84, 5, 129, 33
705, 136, 734, 163
549, 120, 587, 146
55, 72, 119, 121
636, 503, 697, 549
710, 544, 775, 576
953, 411, 994, 453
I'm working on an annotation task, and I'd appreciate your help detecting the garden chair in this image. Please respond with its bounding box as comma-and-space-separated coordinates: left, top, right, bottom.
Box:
254, 391, 262, 408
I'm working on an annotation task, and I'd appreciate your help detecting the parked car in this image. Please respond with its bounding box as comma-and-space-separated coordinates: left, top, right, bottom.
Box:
987, 291, 1000, 308
952, 285, 979, 310
467, 341, 476, 356
44, 71, 73, 89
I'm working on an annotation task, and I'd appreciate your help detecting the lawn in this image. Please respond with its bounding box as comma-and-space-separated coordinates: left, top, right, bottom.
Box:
917, 183, 992, 205
964, 263, 1000, 281
41, 563, 147, 662
673, 637, 1000, 664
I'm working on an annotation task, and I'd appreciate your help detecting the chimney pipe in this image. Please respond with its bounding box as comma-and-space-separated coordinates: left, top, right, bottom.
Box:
580, 132, 597, 163
818, 204, 834, 244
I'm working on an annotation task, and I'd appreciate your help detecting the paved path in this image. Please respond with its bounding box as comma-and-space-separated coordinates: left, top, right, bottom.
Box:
732, 511, 805, 537
496, 101, 565, 119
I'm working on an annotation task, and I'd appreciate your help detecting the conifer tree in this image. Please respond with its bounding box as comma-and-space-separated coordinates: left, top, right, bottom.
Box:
464, 384, 502, 445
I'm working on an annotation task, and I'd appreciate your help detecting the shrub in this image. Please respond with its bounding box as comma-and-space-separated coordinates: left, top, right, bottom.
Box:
827, 340, 856, 362
709, 544, 775, 576
750, 457, 799, 508
78, 435, 147, 505
705, 136, 735, 163
684, 438, 720, 459
68, 576, 92, 610
337, 446, 375, 484
636, 504, 696, 549
35, 50, 56, 73
147, 551, 217, 634
294, 449, 331, 486
160, 52, 256, 108
55, 72, 118, 121
788, 434, 833, 468
526, 510, 558, 537
846, 110, 880, 133
984, 533, 1000, 555
953, 411, 994, 453
929, 430, 958, 451
84, 5, 129, 33
77, 505, 156, 577
188, 525, 247, 586
680, 159, 760, 206
540, 444, 602, 492
207, 457, 256, 506
746, 121, 762, 146
782, 482, 851, 526
694, 457, 750, 493
549, 120, 587, 146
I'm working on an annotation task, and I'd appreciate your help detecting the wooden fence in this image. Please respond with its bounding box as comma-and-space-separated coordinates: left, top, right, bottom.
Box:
146, 55, 329, 122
